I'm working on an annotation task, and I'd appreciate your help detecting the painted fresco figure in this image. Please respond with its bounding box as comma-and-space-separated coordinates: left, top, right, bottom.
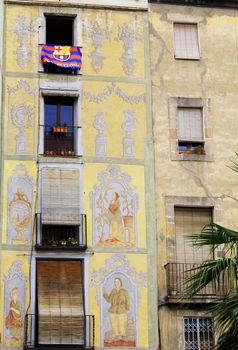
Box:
103, 278, 130, 341
106, 192, 125, 243
5, 288, 23, 339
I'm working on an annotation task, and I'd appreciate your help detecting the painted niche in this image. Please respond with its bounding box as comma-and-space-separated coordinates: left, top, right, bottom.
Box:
90, 255, 147, 347
4, 261, 27, 346
7, 80, 37, 156
90, 165, 138, 247
7, 164, 34, 245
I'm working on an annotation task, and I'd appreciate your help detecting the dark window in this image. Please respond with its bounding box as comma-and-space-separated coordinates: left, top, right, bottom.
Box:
44, 96, 76, 156
46, 15, 74, 46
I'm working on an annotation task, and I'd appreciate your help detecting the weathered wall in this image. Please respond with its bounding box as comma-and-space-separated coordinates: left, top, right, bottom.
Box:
150, 3, 238, 349
0, 2, 158, 349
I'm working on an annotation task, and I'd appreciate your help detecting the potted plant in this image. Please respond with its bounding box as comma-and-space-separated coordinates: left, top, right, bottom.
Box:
63, 123, 68, 133
195, 145, 205, 155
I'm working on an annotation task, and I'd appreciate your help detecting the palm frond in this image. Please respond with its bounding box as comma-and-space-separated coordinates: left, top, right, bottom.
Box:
213, 289, 238, 350
182, 258, 238, 298
186, 223, 238, 253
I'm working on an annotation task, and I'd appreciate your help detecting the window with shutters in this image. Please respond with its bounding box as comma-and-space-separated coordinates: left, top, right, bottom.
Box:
174, 23, 200, 59
37, 260, 85, 345
178, 107, 205, 154
183, 317, 213, 350
168, 97, 213, 162
36, 167, 87, 249
175, 207, 213, 264
43, 96, 79, 157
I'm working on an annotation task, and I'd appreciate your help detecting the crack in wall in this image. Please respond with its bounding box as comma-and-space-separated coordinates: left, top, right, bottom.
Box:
180, 162, 213, 197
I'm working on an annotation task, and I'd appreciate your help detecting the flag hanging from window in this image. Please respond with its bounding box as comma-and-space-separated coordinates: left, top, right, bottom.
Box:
41, 45, 82, 70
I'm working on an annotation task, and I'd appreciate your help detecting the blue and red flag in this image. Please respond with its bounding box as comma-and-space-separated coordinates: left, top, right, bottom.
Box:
41, 45, 82, 70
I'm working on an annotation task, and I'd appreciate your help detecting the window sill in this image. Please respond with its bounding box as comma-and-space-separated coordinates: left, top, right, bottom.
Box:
174, 56, 201, 60
173, 152, 213, 162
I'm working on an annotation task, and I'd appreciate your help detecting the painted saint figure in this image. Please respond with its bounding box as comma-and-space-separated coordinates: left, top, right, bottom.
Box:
5, 288, 23, 338
103, 278, 130, 341
107, 192, 125, 243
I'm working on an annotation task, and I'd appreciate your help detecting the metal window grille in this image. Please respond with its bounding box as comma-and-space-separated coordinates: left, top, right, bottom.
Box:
184, 317, 213, 350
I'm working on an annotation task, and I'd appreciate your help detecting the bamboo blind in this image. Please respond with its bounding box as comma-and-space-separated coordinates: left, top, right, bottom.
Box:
178, 108, 203, 142
174, 23, 200, 59
175, 207, 212, 263
37, 260, 84, 345
41, 168, 80, 225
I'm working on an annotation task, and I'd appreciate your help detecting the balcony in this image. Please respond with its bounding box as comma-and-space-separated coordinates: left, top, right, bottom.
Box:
24, 314, 95, 350
165, 263, 231, 302
36, 213, 87, 251
41, 125, 81, 157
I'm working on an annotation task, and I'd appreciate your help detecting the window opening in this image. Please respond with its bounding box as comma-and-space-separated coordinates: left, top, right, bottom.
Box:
46, 15, 74, 46
184, 317, 213, 350
178, 107, 205, 154
36, 260, 85, 345
44, 96, 76, 156
174, 23, 200, 59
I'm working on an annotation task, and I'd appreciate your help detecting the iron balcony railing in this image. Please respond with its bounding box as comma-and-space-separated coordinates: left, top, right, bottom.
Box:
24, 314, 95, 349
165, 263, 232, 299
40, 125, 82, 157
35, 213, 87, 250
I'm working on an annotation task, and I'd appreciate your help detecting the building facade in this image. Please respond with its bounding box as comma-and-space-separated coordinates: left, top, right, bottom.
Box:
0, 0, 158, 349
149, 1, 238, 349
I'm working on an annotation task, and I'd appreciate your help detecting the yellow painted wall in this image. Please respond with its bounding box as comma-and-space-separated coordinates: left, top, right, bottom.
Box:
1, 2, 155, 349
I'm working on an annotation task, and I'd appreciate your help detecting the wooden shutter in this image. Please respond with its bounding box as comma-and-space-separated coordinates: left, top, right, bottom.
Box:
175, 207, 212, 263
178, 108, 203, 142
37, 260, 84, 345
41, 168, 80, 225
174, 23, 200, 58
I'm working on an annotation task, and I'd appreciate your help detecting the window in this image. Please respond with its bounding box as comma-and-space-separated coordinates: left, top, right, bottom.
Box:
168, 97, 213, 161
174, 23, 200, 59
184, 317, 213, 350
42, 15, 79, 74
175, 207, 212, 263
46, 15, 74, 46
37, 260, 85, 345
178, 107, 204, 154
43, 96, 76, 156
36, 167, 87, 249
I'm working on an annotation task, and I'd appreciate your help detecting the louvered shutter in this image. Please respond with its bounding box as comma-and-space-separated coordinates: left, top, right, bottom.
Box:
41, 168, 80, 225
37, 260, 84, 345
178, 108, 203, 142
175, 207, 212, 263
174, 23, 200, 59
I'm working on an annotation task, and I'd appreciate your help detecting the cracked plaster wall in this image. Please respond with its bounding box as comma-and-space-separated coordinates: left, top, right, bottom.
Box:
150, 4, 238, 348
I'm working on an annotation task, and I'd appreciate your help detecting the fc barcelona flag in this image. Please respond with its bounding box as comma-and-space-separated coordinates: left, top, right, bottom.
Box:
41, 45, 82, 70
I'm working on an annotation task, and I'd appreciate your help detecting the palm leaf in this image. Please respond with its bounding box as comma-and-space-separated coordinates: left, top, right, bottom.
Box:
186, 223, 238, 254
182, 258, 238, 298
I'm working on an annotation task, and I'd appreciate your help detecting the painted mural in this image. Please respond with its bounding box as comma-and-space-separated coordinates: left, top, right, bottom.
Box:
10, 14, 38, 70
7, 164, 33, 245
84, 13, 113, 73
4, 261, 27, 346
90, 255, 147, 347
90, 165, 138, 247
7, 80, 37, 156
115, 21, 142, 76
94, 112, 107, 156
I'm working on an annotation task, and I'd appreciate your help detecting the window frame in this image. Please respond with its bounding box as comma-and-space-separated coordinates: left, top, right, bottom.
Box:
38, 8, 82, 73
173, 22, 201, 60
39, 85, 82, 157
168, 97, 213, 162
165, 196, 223, 263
